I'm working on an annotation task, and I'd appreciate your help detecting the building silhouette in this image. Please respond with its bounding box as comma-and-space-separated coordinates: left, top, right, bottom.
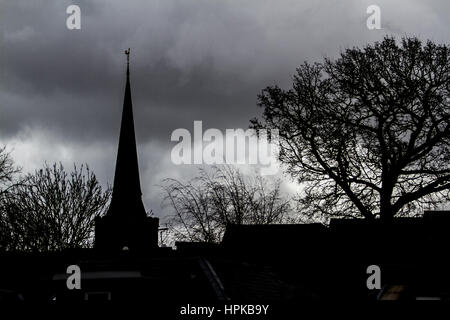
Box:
95, 49, 159, 251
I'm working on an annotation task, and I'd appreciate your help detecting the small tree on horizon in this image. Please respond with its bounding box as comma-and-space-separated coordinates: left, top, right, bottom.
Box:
0, 146, 21, 197
0, 162, 111, 251
162, 166, 291, 243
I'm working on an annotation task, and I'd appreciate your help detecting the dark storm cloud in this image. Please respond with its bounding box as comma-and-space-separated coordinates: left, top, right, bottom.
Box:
1, 0, 449, 216
0, 0, 359, 140
2, 0, 449, 141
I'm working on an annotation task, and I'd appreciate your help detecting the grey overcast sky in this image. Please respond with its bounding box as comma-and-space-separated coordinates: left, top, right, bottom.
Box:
0, 0, 449, 218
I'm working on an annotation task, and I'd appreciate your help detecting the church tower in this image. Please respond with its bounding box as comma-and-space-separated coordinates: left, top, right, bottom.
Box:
95, 49, 159, 251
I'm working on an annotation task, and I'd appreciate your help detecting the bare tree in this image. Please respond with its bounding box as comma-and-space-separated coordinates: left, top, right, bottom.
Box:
162, 166, 291, 243
0, 146, 20, 196
0, 163, 111, 251
0, 146, 22, 249
251, 36, 449, 221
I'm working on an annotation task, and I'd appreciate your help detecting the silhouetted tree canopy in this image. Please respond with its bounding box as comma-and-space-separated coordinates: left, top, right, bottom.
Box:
0, 146, 20, 197
0, 146, 21, 248
251, 36, 449, 221
162, 166, 291, 243
0, 162, 111, 251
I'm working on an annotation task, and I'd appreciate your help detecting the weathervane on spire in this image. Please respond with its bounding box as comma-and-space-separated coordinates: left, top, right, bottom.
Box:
125, 48, 130, 77
125, 48, 130, 64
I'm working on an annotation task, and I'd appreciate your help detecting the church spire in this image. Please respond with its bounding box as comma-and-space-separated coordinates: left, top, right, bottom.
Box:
95, 49, 159, 251
108, 48, 146, 219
